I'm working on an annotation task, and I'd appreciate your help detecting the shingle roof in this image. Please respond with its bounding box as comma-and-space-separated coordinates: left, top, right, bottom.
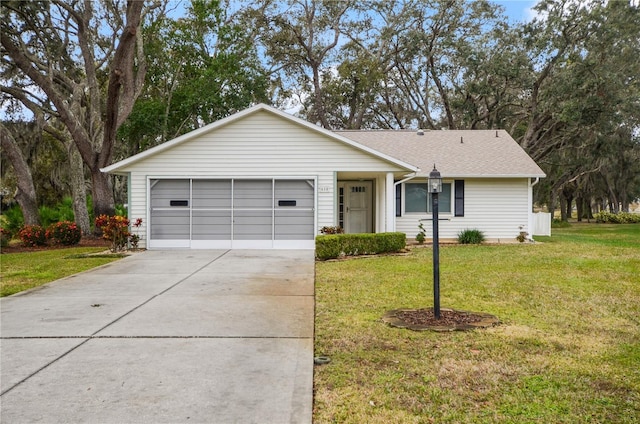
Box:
335, 129, 546, 178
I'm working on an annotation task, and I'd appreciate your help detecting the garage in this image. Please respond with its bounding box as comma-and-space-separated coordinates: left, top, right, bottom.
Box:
102, 104, 421, 249
149, 178, 316, 249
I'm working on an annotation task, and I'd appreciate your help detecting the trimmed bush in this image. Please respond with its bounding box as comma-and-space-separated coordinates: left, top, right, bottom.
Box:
316, 232, 406, 260
316, 235, 342, 260
46, 221, 82, 245
457, 228, 485, 244
594, 211, 640, 224
18, 225, 47, 247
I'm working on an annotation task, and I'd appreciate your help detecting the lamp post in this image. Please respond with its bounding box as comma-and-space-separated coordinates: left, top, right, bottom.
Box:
429, 165, 442, 319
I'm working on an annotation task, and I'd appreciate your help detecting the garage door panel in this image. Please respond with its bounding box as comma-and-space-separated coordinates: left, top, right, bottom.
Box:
233, 210, 272, 240
150, 180, 190, 208
192, 180, 231, 208
275, 210, 314, 240
150, 210, 189, 240
275, 180, 314, 209
234, 180, 273, 209
192, 211, 231, 240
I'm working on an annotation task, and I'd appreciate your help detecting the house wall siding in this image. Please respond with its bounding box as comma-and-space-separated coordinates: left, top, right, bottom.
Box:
396, 178, 530, 241
118, 111, 404, 247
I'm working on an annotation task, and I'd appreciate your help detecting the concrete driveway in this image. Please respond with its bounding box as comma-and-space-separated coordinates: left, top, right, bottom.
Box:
0, 250, 314, 423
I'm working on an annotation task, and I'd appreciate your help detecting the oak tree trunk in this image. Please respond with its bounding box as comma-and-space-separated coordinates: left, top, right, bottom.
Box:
0, 125, 40, 226
91, 171, 115, 219
68, 145, 91, 235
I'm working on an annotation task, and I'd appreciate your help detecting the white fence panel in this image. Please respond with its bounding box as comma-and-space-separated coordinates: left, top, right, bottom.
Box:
533, 212, 551, 236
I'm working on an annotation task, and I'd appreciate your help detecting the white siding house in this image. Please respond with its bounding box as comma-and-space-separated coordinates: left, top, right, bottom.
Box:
103, 104, 545, 249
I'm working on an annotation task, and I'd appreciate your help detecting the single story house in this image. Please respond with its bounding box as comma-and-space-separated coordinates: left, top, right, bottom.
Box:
102, 103, 546, 249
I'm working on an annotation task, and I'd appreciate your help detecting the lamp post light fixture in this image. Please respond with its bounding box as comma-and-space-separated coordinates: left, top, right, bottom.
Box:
429, 165, 442, 319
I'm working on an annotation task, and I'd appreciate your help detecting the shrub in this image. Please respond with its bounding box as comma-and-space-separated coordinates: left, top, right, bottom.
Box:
416, 222, 426, 244
0, 227, 11, 248
552, 219, 571, 228
95, 214, 130, 252
316, 235, 342, 260
2, 205, 24, 235
515, 224, 529, 243
457, 228, 485, 244
46, 221, 82, 246
39, 198, 75, 228
115, 204, 128, 218
18, 225, 47, 247
316, 232, 406, 260
594, 211, 640, 224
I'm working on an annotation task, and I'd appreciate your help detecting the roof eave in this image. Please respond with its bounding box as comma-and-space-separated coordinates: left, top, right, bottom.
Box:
415, 173, 547, 178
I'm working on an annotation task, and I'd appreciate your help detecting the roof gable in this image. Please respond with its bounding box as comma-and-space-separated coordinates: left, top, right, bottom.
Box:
102, 104, 418, 173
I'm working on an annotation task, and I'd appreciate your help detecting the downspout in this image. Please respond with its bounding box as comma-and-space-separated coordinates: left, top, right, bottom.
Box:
387, 172, 419, 232
528, 177, 540, 241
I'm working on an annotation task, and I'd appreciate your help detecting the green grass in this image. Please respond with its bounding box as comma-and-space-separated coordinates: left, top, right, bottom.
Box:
1, 247, 123, 297
314, 223, 640, 423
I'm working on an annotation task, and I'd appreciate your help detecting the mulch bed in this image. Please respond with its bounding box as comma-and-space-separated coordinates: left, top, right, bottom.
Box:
1, 237, 110, 254
382, 307, 500, 332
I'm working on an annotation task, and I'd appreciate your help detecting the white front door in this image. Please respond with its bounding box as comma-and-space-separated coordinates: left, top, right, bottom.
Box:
344, 181, 373, 233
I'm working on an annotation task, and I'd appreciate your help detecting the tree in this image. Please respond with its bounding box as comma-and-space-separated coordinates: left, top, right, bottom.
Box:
371, 0, 506, 130
243, 0, 355, 128
0, 123, 40, 225
1, 0, 160, 218
516, 0, 640, 217
313, 0, 414, 129
118, 0, 270, 155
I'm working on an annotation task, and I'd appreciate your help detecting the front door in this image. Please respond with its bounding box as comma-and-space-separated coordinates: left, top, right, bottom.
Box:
343, 181, 373, 233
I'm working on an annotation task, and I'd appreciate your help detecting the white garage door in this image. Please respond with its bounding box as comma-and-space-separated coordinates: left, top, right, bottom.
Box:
149, 178, 315, 249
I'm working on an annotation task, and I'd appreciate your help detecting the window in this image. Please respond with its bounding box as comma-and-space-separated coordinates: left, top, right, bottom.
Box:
404, 182, 452, 213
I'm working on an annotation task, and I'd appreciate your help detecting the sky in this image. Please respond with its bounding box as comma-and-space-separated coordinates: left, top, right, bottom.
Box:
492, 0, 540, 23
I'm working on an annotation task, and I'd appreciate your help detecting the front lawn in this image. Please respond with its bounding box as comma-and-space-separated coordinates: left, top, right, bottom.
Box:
1, 247, 123, 297
314, 223, 640, 423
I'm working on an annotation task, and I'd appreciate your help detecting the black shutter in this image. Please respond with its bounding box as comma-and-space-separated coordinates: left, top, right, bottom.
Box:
396, 184, 402, 217
454, 180, 464, 217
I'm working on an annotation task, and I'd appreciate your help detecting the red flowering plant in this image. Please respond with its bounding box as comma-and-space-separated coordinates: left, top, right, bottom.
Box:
95, 215, 130, 252
46, 221, 82, 246
18, 225, 47, 247
129, 218, 143, 250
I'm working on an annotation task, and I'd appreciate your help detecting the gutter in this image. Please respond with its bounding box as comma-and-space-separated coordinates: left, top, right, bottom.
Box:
394, 171, 419, 187
527, 177, 541, 241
